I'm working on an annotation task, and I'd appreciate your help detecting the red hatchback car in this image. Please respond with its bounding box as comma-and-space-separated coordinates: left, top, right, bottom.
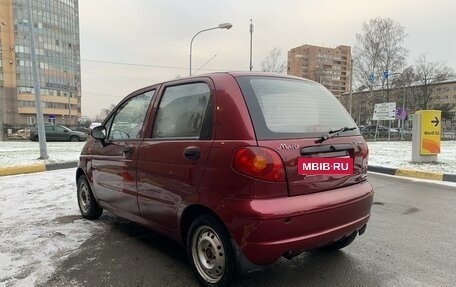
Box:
77, 72, 374, 287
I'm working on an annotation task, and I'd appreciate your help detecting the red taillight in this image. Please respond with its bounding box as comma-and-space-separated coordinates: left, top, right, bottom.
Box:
233, 146, 285, 182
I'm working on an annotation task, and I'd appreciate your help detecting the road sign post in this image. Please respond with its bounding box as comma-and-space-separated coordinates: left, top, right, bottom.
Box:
412, 110, 441, 162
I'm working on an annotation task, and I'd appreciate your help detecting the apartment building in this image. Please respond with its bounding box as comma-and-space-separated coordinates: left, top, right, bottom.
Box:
287, 44, 351, 97
0, 0, 81, 127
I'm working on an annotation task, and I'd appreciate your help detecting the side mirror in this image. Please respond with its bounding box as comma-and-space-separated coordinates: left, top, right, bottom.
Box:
91, 126, 107, 146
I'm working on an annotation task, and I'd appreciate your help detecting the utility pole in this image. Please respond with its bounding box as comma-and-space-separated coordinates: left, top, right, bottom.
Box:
349, 59, 353, 117
249, 19, 253, 71
0, 20, 6, 141
26, 0, 48, 159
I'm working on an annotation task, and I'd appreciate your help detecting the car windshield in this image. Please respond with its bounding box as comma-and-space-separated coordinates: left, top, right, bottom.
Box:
237, 76, 359, 140
59, 126, 72, 131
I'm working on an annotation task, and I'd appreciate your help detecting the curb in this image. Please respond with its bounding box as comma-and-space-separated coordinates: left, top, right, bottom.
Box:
368, 165, 456, 183
0, 161, 78, 176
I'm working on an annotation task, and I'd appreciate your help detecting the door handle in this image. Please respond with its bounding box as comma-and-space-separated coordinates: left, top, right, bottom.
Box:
184, 147, 201, 160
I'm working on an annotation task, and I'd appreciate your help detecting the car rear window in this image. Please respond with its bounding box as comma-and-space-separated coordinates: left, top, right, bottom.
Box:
236, 76, 358, 140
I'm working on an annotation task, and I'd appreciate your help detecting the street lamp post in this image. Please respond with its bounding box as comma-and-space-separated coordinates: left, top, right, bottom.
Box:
63, 71, 71, 125
189, 23, 232, 76
249, 19, 253, 71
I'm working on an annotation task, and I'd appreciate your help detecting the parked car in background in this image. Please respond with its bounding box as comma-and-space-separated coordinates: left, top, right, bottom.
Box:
29, 124, 87, 142
361, 125, 399, 138
11, 128, 31, 139
76, 72, 374, 287
89, 122, 102, 130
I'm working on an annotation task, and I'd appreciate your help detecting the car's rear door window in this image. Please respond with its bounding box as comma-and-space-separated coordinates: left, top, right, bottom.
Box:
236, 76, 358, 139
152, 83, 211, 139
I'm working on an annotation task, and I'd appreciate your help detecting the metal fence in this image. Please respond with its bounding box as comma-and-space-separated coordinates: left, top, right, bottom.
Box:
362, 128, 456, 141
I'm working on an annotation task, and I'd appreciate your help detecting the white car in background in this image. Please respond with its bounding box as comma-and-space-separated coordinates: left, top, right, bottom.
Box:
89, 122, 102, 130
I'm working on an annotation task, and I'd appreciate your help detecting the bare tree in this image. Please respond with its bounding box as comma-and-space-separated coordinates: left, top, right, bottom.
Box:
261, 47, 286, 73
432, 103, 456, 120
353, 18, 408, 101
411, 54, 453, 110
95, 104, 116, 122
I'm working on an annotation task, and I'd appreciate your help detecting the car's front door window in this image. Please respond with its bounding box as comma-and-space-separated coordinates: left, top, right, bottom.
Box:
107, 91, 155, 140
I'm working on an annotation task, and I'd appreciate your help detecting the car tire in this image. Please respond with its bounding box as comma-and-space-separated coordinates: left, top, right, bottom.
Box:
32, 135, 38, 141
70, 136, 79, 142
77, 175, 103, 219
320, 231, 357, 251
187, 215, 236, 287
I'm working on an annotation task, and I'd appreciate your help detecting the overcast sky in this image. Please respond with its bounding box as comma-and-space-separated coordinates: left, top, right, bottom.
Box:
78, 0, 456, 118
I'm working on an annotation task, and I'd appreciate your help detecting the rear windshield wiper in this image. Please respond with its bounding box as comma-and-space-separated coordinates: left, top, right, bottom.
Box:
315, 127, 357, 144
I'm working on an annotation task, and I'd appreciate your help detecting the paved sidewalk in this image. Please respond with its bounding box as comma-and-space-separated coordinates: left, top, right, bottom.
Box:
1, 160, 455, 183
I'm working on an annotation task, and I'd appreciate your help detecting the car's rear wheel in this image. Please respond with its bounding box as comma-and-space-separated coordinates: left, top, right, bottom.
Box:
321, 231, 357, 251
32, 135, 38, 141
77, 175, 103, 219
70, 136, 79, 142
187, 215, 236, 287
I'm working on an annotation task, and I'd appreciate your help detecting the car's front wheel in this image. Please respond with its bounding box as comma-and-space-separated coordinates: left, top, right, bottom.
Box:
187, 215, 236, 287
77, 175, 103, 219
70, 136, 80, 142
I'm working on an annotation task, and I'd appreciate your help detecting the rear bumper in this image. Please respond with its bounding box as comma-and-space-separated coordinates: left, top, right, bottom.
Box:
216, 181, 374, 266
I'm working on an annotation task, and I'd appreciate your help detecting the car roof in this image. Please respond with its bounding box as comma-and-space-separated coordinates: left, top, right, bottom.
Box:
127, 72, 317, 98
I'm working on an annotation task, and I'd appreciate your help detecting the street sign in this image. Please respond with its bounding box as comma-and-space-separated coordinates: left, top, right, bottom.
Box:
368, 74, 375, 83
373, 102, 396, 120
383, 70, 389, 80
395, 109, 407, 120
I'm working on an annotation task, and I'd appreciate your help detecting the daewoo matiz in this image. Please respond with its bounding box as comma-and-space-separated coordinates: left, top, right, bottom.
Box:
76, 72, 374, 287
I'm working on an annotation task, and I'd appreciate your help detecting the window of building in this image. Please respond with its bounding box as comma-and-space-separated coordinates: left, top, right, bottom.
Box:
27, 117, 36, 125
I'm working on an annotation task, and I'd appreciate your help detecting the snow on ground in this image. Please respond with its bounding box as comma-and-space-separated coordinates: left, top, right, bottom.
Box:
368, 140, 456, 174
0, 169, 106, 287
0, 141, 85, 168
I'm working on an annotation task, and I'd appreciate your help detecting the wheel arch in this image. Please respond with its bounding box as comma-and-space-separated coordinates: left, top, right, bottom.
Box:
180, 204, 229, 245
75, 167, 86, 184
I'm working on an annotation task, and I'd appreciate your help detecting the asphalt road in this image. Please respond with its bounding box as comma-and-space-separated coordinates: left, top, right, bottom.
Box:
42, 173, 456, 287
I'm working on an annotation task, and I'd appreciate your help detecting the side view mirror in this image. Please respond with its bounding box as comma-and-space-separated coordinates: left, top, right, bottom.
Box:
91, 126, 107, 146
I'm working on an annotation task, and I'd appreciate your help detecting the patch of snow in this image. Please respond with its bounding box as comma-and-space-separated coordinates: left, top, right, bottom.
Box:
0, 141, 85, 168
0, 169, 106, 286
367, 140, 456, 174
